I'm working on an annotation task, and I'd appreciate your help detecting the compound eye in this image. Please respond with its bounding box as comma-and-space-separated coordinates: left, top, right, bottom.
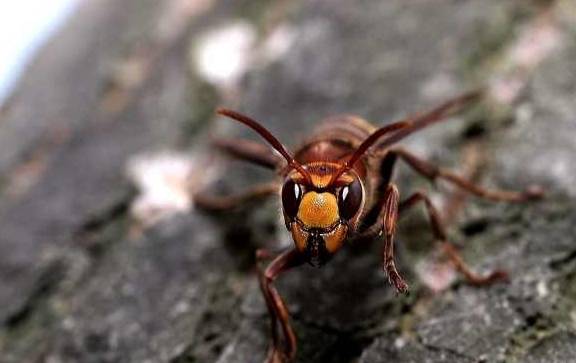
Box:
282, 179, 302, 218
338, 178, 363, 220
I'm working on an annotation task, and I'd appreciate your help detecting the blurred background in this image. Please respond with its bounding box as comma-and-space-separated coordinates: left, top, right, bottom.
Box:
0, 1, 575, 362
0, 1, 79, 105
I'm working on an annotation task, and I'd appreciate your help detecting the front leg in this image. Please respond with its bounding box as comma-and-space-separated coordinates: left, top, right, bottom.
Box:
380, 184, 409, 294
256, 248, 304, 363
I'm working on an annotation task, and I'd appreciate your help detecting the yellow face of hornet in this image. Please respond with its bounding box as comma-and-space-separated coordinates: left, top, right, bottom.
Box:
281, 163, 365, 266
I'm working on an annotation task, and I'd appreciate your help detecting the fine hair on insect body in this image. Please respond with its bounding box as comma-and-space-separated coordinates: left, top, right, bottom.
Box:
196, 91, 544, 363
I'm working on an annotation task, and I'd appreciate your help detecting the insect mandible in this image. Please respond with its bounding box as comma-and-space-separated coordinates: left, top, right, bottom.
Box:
196, 91, 543, 363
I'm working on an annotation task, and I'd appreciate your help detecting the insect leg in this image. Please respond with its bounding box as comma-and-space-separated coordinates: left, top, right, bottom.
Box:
256, 248, 304, 363
390, 147, 543, 202
380, 184, 409, 293
399, 191, 507, 286
358, 152, 398, 232
214, 138, 283, 169
194, 182, 278, 211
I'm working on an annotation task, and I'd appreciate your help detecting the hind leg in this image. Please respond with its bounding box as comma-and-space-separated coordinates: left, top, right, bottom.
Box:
390, 147, 543, 202
194, 182, 278, 211
213, 138, 283, 169
194, 138, 282, 211
399, 191, 507, 286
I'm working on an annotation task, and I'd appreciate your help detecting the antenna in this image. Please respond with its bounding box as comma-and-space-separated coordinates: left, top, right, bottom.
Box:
328, 121, 410, 184
216, 108, 312, 183
330, 90, 482, 184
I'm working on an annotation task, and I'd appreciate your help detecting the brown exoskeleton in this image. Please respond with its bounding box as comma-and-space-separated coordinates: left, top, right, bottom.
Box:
196, 91, 543, 363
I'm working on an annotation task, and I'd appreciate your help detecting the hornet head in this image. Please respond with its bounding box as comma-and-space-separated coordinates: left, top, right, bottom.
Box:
281, 163, 365, 266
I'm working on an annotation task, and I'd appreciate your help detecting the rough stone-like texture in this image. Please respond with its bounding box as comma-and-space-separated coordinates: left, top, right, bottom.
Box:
523, 332, 576, 363
493, 38, 576, 197
0, 0, 575, 362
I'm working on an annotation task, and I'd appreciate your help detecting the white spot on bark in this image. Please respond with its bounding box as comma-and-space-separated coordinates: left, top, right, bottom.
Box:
194, 21, 256, 89
126, 151, 216, 227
